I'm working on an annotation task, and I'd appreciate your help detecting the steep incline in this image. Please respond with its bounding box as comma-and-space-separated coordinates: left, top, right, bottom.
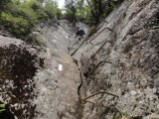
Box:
0, 21, 82, 118
73, 0, 159, 118
1, 0, 159, 118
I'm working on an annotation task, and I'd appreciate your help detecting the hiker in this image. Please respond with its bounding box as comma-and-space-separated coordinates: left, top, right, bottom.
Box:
75, 27, 85, 40
0, 101, 14, 119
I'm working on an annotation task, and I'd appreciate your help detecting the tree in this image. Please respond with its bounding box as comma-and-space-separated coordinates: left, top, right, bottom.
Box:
0, 0, 62, 39
0, 0, 12, 12
84, 0, 124, 24
64, 0, 124, 25
65, 0, 77, 25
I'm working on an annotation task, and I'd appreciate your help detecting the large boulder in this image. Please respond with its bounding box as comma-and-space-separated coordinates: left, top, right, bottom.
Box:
0, 35, 80, 119
0, 36, 43, 118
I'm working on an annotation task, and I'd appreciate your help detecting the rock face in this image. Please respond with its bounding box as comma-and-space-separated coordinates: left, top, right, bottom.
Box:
0, 36, 43, 118
31, 20, 81, 119
73, 0, 159, 118
33, 51, 80, 119
0, 22, 81, 119
1, 0, 159, 118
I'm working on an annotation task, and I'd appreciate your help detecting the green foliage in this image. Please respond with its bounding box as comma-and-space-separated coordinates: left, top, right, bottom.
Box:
44, 1, 62, 20
64, 0, 124, 25
84, 0, 124, 25
0, 0, 62, 39
64, 0, 77, 24
0, 0, 12, 12
1, 12, 29, 37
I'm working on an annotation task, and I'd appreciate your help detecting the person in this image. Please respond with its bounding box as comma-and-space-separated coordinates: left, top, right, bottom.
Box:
0, 101, 14, 119
75, 27, 85, 40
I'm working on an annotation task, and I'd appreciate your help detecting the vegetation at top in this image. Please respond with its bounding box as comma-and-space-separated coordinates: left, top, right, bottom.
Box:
0, 0, 124, 40
64, 0, 124, 25
0, 0, 62, 39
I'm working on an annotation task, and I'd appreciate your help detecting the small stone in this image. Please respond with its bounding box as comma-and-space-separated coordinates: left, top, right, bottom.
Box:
130, 90, 137, 96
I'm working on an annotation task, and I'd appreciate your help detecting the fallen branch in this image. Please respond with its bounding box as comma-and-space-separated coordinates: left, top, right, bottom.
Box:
91, 40, 112, 60
86, 60, 112, 77
82, 100, 95, 105
82, 90, 119, 101
88, 75, 99, 80
77, 72, 85, 98
97, 20, 108, 31
71, 38, 86, 56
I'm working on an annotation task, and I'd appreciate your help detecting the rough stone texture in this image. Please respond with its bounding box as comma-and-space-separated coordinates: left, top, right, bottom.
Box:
33, 20, 79, 53
33, 51, 80, 119
31, 20, 81, 119
73, 0, 159, 118
0, 36, 43, 118
0, 30, 80, 119
1, 0, 159, 118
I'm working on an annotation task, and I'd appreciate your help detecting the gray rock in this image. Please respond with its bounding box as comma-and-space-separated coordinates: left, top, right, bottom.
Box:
73, 0, 159, 118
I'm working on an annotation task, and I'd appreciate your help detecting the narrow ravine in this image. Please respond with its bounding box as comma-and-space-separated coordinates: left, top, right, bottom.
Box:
0, 0, 159, 118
